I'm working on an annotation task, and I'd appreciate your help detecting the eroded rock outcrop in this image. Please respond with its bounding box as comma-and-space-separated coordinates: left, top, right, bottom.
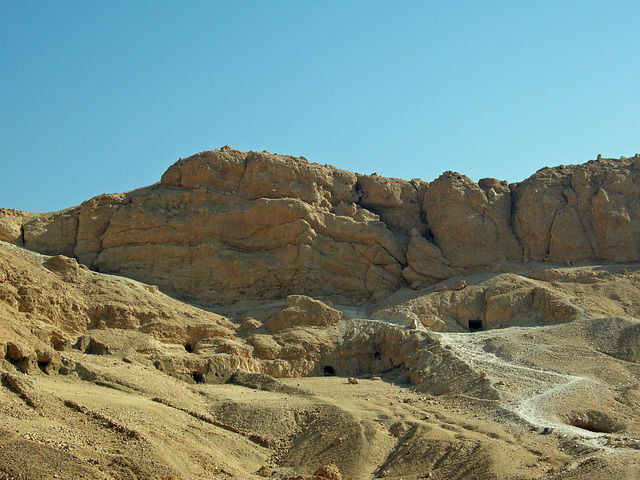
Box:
422, 173, 522, 269
2, 149, 639, 305
514, 156, 640, 263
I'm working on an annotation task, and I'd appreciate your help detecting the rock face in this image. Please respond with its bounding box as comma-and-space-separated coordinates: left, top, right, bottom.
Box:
2, 149, 640, 305
513, 157, 640, 263
2, 210, 640, 480
422, 174, 522, 269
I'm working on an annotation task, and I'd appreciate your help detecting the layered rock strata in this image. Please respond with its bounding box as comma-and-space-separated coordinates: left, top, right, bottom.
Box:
1, 149, 639, 305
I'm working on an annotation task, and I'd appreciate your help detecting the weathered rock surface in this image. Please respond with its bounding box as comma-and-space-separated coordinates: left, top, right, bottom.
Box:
422, 173, 522, 269
1, 150, 640, 480
2, 150, 640, 307
514, 156, 640, 263
2, 229, 640, 479
264, 295, 342, 333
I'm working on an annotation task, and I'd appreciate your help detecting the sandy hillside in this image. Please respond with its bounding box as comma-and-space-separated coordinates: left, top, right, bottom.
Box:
1, 241, 640, 479
2, 151, 640, 479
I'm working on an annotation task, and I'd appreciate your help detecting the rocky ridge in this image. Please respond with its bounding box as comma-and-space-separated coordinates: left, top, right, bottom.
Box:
3, 148, 640, 305
2, 149, 640, 479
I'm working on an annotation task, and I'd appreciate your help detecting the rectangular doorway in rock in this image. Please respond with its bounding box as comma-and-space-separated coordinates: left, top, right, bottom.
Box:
468, 320, 483, 332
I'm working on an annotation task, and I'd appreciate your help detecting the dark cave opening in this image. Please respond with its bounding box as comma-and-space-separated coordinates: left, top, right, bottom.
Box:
323, 365, 335, 376
184, 344, 193, 353
468, 320, 483, 332
192, 373, 204, 383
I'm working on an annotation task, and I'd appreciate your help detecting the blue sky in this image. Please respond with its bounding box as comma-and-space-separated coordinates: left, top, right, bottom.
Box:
1, 1, 639, 212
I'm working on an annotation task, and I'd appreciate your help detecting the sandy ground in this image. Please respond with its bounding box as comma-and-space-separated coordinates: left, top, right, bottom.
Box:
1, 242, 640, 479
2, 323, 639, 480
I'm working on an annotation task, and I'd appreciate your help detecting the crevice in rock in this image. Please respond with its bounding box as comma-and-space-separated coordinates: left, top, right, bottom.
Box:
37, 361, 50, 374
508, 183, 526, 262
354, 180, 364, 204
578, 191, 598, 258
546, 209, 561, 261
235, 154, 252, 193
423, 229, 436, 245
73, 213, 82, 262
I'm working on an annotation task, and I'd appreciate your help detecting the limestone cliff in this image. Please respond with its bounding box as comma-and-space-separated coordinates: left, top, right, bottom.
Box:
2, 148, 639, 305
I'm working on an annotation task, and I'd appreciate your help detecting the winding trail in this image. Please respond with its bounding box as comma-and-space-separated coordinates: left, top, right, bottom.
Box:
433, 329, 614, 450
335, 305, 619, 450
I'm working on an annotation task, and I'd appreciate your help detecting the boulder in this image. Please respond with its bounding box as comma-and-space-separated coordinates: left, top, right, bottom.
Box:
264, 296, 342, 333
402, 228, 456, 289
313, 464, 342, 480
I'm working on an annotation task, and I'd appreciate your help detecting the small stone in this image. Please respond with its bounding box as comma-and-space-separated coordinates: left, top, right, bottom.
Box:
451, 279, 466, 291
257, 465, 271, 477
313, 463, 342, 480
347, 377, 359, 385
434, 284, 447, 292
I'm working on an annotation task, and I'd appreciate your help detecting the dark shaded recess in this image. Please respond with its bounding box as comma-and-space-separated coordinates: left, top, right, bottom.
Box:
74, 337, 109, 355
424, 230, 436, 244
184, 344, 193, 353
323, 365, 335, 376
565, 413, 623, 433
468, 320, 483, 332
192, 373, 204, 383
374, 352, 381, 360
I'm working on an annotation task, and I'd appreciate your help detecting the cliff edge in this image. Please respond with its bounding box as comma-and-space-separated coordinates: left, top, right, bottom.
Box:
2, 148, 640, 305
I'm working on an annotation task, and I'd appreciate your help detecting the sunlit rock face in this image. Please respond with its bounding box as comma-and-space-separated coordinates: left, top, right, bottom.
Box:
3, 149, 640, 305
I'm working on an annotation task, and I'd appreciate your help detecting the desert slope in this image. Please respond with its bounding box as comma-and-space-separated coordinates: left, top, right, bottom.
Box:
1, 241, 640, 479
1, 150, 640, 479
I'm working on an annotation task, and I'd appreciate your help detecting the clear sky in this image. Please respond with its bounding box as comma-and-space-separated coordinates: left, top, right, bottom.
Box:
1, 1, 639, 213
